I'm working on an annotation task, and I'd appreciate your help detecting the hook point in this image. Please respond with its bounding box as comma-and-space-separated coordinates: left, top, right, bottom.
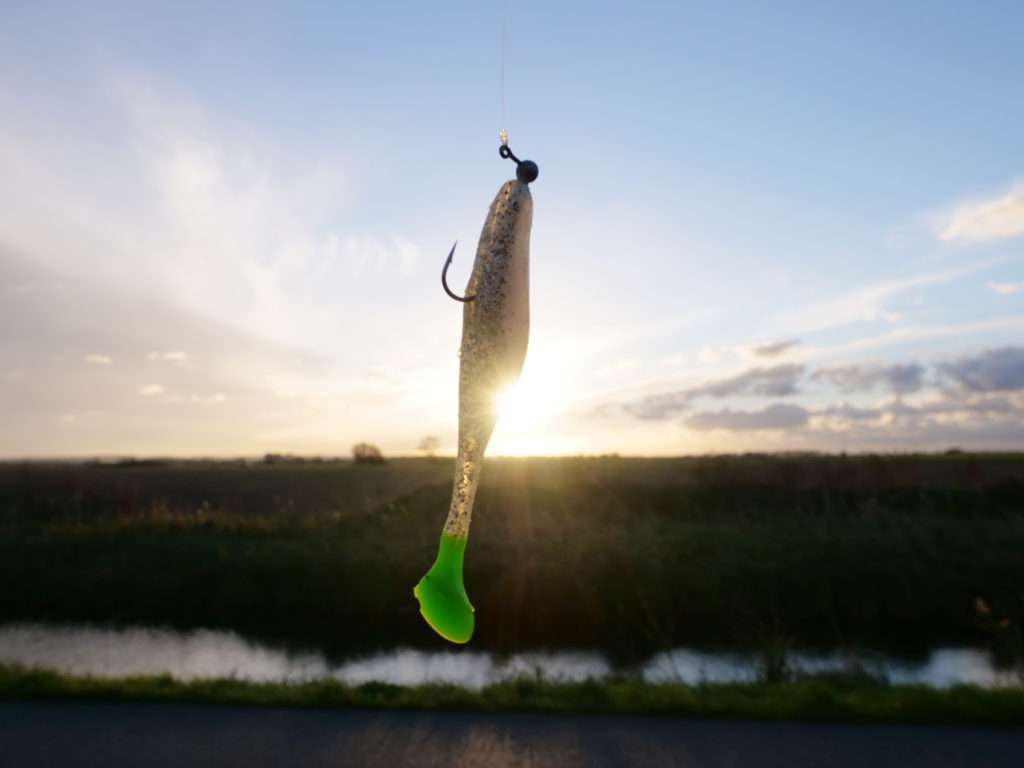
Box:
442, 241, 475, 303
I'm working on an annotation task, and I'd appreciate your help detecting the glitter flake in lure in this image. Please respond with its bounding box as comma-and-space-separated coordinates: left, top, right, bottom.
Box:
414, 162, 536, 644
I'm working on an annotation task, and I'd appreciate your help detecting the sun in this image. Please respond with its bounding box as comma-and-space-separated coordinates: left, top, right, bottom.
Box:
495, 380, 547, 428
489, 374, 561, 455
496, 385, 524, 423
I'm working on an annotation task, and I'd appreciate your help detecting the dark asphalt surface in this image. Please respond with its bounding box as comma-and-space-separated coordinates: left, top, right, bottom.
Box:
2, 701, 1023, 767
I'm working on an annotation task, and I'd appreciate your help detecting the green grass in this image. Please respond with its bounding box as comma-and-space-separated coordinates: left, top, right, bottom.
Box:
3, 664, 1024, 726
2, 455, 1024, 661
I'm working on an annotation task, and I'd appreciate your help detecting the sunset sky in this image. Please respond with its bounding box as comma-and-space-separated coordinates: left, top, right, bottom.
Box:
3, 1, 1023, 458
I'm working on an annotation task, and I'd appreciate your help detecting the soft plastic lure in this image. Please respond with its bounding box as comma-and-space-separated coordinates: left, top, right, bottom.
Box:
414, 142, 539, 643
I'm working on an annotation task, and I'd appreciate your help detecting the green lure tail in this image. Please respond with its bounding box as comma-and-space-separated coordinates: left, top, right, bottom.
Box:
413, 533, 474, 644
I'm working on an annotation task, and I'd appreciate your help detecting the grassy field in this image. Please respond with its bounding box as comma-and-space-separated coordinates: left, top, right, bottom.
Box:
2, 454, 1024, 663
3, 664, 1024, 726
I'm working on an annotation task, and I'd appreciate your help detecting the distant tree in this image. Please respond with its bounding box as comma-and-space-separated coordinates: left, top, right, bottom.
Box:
263, 453, 303, 465
417, 436, 441, 458
352, 442, 386, 465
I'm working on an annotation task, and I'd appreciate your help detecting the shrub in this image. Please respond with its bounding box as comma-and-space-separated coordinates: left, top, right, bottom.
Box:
352, 443, 386, 465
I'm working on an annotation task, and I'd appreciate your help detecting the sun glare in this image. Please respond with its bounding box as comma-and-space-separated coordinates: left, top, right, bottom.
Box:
495, 382, 547, 427
490, 375, 560, 455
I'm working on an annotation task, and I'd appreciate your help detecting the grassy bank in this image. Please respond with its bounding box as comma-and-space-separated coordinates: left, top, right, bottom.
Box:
2, 664, 1024, 726
2, 455, 1024, 661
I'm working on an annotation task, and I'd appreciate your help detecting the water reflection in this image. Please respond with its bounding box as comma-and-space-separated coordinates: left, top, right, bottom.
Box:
0, 623, 1019, 689
0, 624, 608, 689
643, 648, 1023, 688
338, 648, 609, 689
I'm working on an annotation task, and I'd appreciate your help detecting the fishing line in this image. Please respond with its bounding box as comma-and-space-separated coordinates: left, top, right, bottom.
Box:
494, 7, 537, 182
500, 7, 507, 143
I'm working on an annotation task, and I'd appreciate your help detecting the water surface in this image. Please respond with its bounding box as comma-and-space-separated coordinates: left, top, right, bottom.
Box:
0, 623, 1019, 689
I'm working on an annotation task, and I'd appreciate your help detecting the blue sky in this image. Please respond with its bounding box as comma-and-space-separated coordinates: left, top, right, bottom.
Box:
2, 1, 1023, 457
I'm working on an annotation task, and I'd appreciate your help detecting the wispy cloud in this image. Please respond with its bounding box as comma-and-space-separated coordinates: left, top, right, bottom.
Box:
0, 76, 425, 360
148, 351, 187, 362
138, 384, 165, 396
827, 315, 1024, 355
988, 281, 1024, 296
85, 354, 112, 365
768, 260, 997, 338
751, 339, 800, 358
697, 347, 728, 365
939, 182, 1024, 243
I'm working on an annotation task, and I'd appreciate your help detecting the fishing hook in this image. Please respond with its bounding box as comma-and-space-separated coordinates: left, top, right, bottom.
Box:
441, 241, 475, 303
441, 141, 539, 303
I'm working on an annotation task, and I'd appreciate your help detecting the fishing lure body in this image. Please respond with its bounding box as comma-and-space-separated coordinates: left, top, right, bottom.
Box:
414, 165, 535, 644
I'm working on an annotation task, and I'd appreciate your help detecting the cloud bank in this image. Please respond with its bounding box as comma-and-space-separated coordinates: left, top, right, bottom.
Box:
686, 404, 810, 431
626, 364, 805, 420
940, 347, 1024, 392
617, 347, 1024, 445
812, 363, 925, 395
939, 182, 1024, 243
